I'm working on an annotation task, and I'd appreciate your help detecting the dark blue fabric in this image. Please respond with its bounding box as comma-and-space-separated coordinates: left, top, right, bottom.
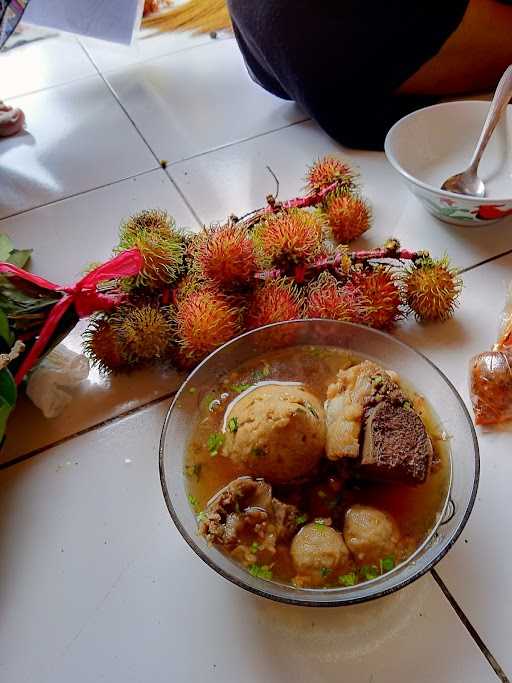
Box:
228, 0, 471, 149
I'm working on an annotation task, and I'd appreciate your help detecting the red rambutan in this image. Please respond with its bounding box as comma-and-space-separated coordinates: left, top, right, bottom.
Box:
246, 279, 303, 329
195, 223, 257, 289
402, 256, 462, 321
254, 209, 324, 268
349, 267, 402, 330
306, 272, 360, 322
325, 193, 372, 244
175, 289, 242, 362
306, 156, 357, 193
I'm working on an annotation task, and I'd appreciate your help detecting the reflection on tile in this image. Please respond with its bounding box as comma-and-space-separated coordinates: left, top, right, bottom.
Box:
169, 120, 512, 269
1, 29, 95, 99
395, 253, 512, 676
0, 404, 496, 683
0, 169, 199, 282
107, 39, 305, 163
0, 76, 157, 219
80, 28, 214, 73
2, 320, 184, 464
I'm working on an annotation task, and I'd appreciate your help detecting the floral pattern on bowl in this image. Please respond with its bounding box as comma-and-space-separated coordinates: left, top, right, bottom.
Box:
423, 196, 512, 226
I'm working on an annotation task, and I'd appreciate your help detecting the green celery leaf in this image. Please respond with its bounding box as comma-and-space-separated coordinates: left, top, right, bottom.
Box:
7, 249, 32, 269
0, 369, 17, 407
0, 234, 14, 261
0, 310, 14, 346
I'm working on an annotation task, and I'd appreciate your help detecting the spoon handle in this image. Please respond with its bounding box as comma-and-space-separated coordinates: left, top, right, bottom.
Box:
468, 64, 512, 172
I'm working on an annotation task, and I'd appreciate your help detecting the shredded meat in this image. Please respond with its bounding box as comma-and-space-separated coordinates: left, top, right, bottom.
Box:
199, 477, 299, 557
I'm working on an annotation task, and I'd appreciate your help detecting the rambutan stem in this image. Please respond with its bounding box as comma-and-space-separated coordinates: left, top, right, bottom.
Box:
234, 180, 340, 226
254, 244, 429, 281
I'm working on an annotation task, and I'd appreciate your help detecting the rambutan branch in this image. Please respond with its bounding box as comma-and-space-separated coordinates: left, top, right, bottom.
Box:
232, 180, 340, 227
254, 242, 431, 283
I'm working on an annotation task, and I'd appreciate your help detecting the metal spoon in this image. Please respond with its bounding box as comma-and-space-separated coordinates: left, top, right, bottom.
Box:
441, 64, 512, 197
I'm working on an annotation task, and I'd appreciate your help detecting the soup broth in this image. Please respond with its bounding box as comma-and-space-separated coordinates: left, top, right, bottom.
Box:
184, 345, 451, 589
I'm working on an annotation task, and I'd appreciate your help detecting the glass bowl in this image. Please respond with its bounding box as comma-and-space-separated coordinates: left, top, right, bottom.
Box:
159, 320, 479, 607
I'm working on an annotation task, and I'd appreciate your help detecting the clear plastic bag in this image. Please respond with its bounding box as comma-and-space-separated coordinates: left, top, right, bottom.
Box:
470, 283, 512, 425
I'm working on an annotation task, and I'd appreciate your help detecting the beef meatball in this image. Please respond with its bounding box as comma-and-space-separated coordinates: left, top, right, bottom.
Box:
344, 505, 400, 565
223, 384, 325, 484
291, 519, 352, 586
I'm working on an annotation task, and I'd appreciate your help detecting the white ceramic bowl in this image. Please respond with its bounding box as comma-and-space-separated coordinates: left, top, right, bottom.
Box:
385, 100, 512, 226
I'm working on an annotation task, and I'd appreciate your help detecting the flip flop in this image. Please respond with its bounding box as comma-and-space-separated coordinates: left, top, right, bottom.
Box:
0, 101, 25, 137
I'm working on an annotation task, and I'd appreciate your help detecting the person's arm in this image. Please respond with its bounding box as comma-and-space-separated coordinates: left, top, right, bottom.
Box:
399, 0, 512, 95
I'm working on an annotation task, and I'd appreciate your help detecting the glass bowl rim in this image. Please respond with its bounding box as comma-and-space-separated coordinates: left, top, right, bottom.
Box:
159, 319, 480, 607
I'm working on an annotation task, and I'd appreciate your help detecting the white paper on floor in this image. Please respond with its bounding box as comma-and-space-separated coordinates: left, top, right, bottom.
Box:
24, 0, 143, 45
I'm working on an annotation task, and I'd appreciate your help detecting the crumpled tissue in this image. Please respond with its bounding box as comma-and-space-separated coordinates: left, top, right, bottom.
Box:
26, 346, 90, 418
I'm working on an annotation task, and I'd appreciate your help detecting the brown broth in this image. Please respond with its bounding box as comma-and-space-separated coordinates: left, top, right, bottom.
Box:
184, 345, 451, 589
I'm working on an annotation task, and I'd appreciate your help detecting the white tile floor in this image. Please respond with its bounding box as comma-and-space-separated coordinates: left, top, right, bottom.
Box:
1, 25, 512, 683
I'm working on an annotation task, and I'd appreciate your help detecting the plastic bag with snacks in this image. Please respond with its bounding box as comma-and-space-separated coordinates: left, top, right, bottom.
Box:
470, 283, 512, 425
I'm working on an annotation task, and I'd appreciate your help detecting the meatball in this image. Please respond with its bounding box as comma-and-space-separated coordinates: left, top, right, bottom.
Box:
223, 384, 325, 484
291, 520, 352, 586
344, 505, 400, 565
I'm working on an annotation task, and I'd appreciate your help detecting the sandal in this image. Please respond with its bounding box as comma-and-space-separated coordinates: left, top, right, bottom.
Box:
0, 100, 25, 137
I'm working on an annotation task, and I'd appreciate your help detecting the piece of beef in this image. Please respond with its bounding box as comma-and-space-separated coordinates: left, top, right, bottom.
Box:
324, 361, 407, 460
361, 400, 433, 484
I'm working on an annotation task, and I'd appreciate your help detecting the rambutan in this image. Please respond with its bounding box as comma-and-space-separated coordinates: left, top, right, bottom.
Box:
402, 256, 462, 321
246, 279, 303, 329
254, 209, 324, 268
82, 315, 127, 373
194, 223, 257, 289
116, 209, 185, 288
172, 272, 204, 303
306, 156, 357, 193
306, 272, 360, 322
110, 302, 174, 364
325, 193, 372, 244
349, 267, 402, 330
175, 289, 241, 362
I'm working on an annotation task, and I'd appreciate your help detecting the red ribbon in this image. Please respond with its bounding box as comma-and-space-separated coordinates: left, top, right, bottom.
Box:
0, 248, 142, 384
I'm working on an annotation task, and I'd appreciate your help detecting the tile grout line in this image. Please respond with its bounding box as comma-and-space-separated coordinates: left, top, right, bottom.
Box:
431, 569, 510, 682
0, 391, 177, 471
0, 167, 160, 222
77, 39, 204, 227
78, 32, 225, 79
168, 116, 311, 168
79, 36, 310, 228
459, 248, 512, 274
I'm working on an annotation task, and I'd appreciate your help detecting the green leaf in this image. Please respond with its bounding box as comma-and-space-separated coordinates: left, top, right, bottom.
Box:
0, 234, 14, 261
188, 494, 199, 512
0, 369, 16, 407
207, 432, 224, 457
0, 310, 14, 346
0, 370, 16, 444
231, 382, 252, 394
338, 572, 357, 587
0, 396, 13, 444
379, 556, 395, 574
360, 565, 379, 581
7, 249, 32, 269
295, 513, 308, 526
249, 564, 273, 580
227, 416, 239, 433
